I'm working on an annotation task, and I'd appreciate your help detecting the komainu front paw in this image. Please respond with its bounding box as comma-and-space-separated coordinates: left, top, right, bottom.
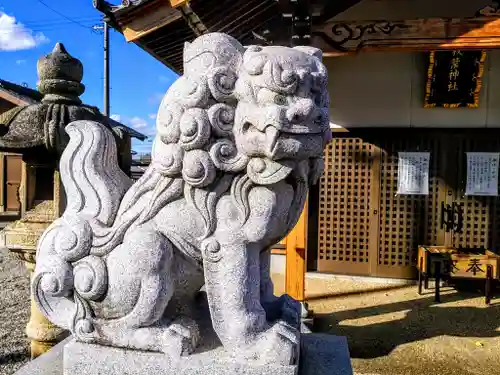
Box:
161, 317, 200, 357
238, 320, 300, 366
278, 295, 301, 327
262, 294, 301, 328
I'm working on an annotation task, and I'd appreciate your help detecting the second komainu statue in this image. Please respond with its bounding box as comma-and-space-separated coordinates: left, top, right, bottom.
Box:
33, 32, 332, 366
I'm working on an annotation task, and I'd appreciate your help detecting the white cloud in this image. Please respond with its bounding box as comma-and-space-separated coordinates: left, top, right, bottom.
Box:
129, 116, 148, 129
148, 113, 157, 120
110, 114, 154, 134
15, 59, 26, 65
144, 126, 156, 137
0, 12, 49, 51
132, 139, 153, 155
148, 92, 165, 105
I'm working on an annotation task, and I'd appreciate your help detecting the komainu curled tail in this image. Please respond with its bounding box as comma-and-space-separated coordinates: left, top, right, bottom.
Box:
33, 120, 131, 331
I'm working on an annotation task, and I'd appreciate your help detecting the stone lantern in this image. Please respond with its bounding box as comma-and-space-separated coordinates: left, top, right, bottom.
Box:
0, 43, 140, 358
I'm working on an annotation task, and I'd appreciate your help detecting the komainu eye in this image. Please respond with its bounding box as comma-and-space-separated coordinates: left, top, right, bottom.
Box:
273, 94, 287, 105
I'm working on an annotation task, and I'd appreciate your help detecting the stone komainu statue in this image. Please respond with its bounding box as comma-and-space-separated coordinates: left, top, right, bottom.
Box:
33, 33, 332, 365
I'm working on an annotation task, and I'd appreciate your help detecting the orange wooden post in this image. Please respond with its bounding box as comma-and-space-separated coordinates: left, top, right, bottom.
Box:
285, 199, 308, 302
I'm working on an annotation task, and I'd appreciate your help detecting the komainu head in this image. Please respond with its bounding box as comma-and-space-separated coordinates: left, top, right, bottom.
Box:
154, 33, 331, 188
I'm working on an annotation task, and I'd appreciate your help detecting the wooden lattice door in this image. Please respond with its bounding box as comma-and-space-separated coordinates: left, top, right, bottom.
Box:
317, 137, 376, 274
317, 131, 446, 278
374, 136, 445, 278
449, 133, 500, 251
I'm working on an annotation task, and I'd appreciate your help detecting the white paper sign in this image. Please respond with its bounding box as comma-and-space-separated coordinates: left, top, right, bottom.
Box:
397, 152, 430, 195
465, 152, 500, 196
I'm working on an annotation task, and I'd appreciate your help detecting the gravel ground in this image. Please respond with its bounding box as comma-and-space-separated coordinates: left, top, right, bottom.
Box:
0, 246, 30, 375
1, 258, 499, 375
274, 273, 500, 375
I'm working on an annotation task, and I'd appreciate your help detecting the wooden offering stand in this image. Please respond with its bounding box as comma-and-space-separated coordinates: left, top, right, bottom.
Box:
417, 246, 499, 304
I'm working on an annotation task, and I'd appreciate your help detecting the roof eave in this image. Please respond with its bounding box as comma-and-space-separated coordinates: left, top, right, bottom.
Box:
134, 40, 182, 74
0, 88, 35, 107
93, 0, 150, 16
105, 116, 148, 141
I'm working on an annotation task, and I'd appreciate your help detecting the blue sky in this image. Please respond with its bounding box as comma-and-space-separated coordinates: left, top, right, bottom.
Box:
0, 0, 179, 154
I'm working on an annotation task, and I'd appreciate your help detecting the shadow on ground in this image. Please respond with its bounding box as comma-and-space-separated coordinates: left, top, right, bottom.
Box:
306, 283, 413, 301
0, 349, 29, 366
312, 289, 500, 359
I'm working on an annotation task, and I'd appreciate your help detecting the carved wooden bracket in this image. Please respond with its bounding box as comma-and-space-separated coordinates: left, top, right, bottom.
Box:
313, 17, 500, 55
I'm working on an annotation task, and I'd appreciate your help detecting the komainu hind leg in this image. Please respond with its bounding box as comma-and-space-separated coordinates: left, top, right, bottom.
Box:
90, 226, 199, 356
94, 318, 199, 356
162, 315, 200, 356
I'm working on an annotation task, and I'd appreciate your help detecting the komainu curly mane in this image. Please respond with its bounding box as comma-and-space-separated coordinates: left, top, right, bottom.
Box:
80, 33, 256, 253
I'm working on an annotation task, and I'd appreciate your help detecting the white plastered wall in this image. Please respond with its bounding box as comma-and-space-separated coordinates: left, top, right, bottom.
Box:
327, 50, 500, 128
326, 0, 500, 129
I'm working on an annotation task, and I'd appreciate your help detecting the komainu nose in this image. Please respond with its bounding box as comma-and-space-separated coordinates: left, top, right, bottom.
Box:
286, 99, 314, 123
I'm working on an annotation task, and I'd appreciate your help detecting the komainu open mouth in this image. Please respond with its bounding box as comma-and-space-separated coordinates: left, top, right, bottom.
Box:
247, 157, 295, 185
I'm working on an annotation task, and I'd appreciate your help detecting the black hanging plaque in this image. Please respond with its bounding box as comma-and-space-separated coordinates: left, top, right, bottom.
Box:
424, 50, 486, 108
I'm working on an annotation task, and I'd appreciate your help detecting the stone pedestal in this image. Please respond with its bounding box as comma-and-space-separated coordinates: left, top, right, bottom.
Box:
12, 294, 353, 375
1, 163, 66, 358
64, 339, 298, 375
12, 334, 353, 375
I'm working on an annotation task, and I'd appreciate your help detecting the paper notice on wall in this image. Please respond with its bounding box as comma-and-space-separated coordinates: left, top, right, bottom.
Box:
397, 152, 430, 195
465, 153, 500, 196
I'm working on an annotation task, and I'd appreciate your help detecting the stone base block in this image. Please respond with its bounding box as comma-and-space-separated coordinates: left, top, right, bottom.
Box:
299, 334, 353, 375
13, 334, 352, 375
63, 334, 352, 375
64, 339, 295, 375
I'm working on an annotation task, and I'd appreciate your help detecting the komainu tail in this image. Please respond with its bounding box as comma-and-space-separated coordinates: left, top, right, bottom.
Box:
59, 120, 132, 224
32, 120, 132, 330
33, 120, 182, 335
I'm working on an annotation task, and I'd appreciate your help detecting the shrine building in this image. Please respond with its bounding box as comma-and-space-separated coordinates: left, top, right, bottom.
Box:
94, 0, 500, 291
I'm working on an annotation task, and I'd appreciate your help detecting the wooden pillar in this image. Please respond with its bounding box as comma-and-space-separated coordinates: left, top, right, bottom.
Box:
285, 198, 308, 303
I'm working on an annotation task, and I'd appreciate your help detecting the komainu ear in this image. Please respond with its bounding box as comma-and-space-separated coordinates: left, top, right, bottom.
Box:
293, 46, 323, 61
183, 33, 244, 77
